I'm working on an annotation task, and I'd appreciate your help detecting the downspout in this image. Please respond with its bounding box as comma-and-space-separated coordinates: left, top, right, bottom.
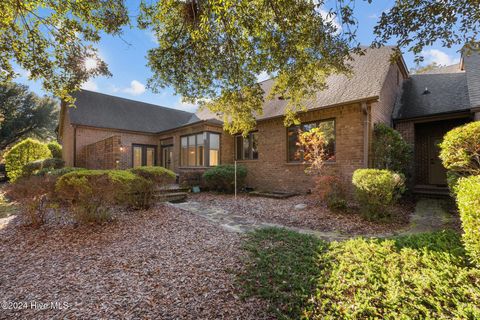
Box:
362, 102, 370, 167
73, 126, 77, 167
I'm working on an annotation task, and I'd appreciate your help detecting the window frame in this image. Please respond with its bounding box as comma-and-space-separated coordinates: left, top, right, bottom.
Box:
286, 118, 336, 163
179, 131, 221, 167
132, 143, 157, 167
235, 131, 259, 161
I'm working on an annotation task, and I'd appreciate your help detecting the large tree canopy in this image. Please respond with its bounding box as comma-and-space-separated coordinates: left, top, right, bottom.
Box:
0, 82, 58, 151
0, 0, 129, 104
138, 0, 359, 134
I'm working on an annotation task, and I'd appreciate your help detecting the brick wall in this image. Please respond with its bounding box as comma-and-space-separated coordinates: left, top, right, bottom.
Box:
236, 103, 366, 194
77, 135, 122, 169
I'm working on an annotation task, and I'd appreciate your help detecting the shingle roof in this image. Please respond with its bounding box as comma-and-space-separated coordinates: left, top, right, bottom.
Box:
393, 71, 471, 120
68, 90, 195, 133
463, 51, 480, 108
196, 46, 402, 121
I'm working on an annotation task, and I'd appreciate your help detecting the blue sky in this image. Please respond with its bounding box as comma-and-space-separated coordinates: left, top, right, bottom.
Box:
16, 0, 463, 113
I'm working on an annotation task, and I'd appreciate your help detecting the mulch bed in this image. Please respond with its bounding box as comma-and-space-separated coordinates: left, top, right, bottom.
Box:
189, 193, 413, 236
0, 205, 268, 319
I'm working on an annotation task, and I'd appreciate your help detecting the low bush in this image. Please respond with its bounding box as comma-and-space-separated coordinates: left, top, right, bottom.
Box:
240, 228, 480, 319
313, 175, 347, 211
47, 141, 62, 159
22, 158, 65, 177
203, 164, 247, 193
352, 169, 405, 220
4, 138, 51, 182
56, 170, 142, 223
179, 171, 205, 189
5, 175, 58, 227
35, 166, 83, 177
129, 166, 176, 185
455, 175, 480, 265
372, 123, 412, 176
440, 121, 480, 177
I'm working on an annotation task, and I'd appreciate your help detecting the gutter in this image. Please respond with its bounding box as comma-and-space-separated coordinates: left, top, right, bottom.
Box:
362, 102, 370, 167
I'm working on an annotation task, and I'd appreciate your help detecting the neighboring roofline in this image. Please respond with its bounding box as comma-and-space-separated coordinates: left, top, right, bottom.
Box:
393, 109, 473, 123
156, 119, 223, 135
71, 123, 161, 136
70, 90, 196, 116
255, 96, 380, 123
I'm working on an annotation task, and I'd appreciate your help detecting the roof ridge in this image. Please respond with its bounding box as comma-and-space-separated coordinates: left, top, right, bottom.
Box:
77, 89, 195, 115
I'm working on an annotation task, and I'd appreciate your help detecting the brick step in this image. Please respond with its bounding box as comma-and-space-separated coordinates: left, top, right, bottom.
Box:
155, 192, 188, 203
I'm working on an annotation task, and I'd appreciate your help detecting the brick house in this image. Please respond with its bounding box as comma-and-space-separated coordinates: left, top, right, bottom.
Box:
58, 46, 480, 194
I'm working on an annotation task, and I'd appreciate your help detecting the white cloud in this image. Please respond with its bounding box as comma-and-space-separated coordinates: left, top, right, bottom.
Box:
256, 71, 270, 83
368, 13, 379, 19
81, 79, 98, 91
318, 9, 342, 32
174, 97, 198, 113
123, 80, 146, 95
422, 49, 460, 66
84, 57, 98, 71
147, 30, 159, 44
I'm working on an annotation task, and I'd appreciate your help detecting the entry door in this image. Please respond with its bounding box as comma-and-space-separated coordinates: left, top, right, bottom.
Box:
428, 136, 447, 185
162, 145, 173, 170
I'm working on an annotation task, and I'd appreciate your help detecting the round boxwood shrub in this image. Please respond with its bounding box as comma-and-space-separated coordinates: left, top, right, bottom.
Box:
372, 123, 412, 176
129, 166, 176, 185
440, 121, 480, 190
47, 141, 62, 159
4, 138, 52, 182
352, 169, 405, 221
455, 175, 480, 265
203, 164, 247, 193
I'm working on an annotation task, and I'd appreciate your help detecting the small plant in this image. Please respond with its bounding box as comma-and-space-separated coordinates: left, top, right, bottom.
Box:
372, 123, 412, 176
4, 138, 52, 182
455, 175, 480, 265
440, 121, 480, 191
47, 141, 62, 159
203, 164, 247, 193
297, 127, 328, 174
313, 175, 347, 211
352, 169, 405, 220
5, 175, 58, 227
22, 158, 65, 177
179, 171, 204, 189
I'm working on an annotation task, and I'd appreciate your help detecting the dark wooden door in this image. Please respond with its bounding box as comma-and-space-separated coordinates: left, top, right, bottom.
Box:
428, 136, 447, 185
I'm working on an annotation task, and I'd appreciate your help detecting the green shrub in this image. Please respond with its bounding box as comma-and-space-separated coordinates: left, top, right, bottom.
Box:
129, 166, 176, 185
455, 175, 480, 265
372, 123, 412, 176
22, 158, 65, 177
47, 141, 62, 159
352, 169, 405, 220
203, 164, 247, 193
440, 121, 480, 176
4, 138, 51, 182
56, 170, 142, 223
179, 171, 205, 188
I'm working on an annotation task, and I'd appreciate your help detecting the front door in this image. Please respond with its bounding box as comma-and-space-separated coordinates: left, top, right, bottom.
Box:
133, 144, 156, 167
428, 136, 447, 185
162, 145, 173, 170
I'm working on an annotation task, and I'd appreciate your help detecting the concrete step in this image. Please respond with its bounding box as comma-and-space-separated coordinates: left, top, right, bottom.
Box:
413, 185, 450, 198
156, 186, 190, 194
155, 192, 188, 203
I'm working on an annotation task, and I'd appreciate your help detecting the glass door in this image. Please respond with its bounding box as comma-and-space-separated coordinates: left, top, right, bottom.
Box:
162, 145, 173, 170
132, 144, 157, 167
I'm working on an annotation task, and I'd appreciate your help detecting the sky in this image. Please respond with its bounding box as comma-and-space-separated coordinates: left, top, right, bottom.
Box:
15, 0, 463, 114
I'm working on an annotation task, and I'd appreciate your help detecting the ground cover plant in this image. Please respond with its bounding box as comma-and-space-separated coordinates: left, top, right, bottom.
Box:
239, 228, 480, 319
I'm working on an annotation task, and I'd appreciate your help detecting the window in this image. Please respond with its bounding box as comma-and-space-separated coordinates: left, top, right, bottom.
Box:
235, 132, 258, 160
180, 132, 220, 167
287, 119, 335, 162
132, 144, 157, 167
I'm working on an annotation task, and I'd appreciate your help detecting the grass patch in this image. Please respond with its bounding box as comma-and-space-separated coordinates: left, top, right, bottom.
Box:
238, 228, 326, 319
240, 229, 480, 319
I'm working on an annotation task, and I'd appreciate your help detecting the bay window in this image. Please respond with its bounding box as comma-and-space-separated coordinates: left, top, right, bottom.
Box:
181, 132, 220, 167
287, 119, 335, 162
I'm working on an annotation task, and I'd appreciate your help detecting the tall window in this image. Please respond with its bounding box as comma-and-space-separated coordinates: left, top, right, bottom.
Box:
235, 132, 258, 160
287, 119, 335, 162
132, 144, 156, 167
181, 132, 220, 167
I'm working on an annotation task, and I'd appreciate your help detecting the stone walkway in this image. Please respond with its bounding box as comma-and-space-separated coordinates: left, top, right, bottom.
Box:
169, 197, 457, 241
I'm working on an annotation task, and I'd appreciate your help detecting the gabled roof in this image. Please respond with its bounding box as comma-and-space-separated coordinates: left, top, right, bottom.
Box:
68, 90, 195, 133
463, 51, 480, 108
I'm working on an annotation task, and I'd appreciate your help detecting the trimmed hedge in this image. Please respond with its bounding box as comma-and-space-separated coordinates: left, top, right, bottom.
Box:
352, 169, 405, 220
4, 138, 52, 182
455, 175, 480, 265
35, 166, 82, 177
22, 158, 65, 177
203, 164, 247, 193
47, 141, 62, 159
129, 166, 176, 185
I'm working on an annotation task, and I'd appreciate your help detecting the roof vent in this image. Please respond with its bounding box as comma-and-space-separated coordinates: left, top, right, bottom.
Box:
422, 87, 430, 95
